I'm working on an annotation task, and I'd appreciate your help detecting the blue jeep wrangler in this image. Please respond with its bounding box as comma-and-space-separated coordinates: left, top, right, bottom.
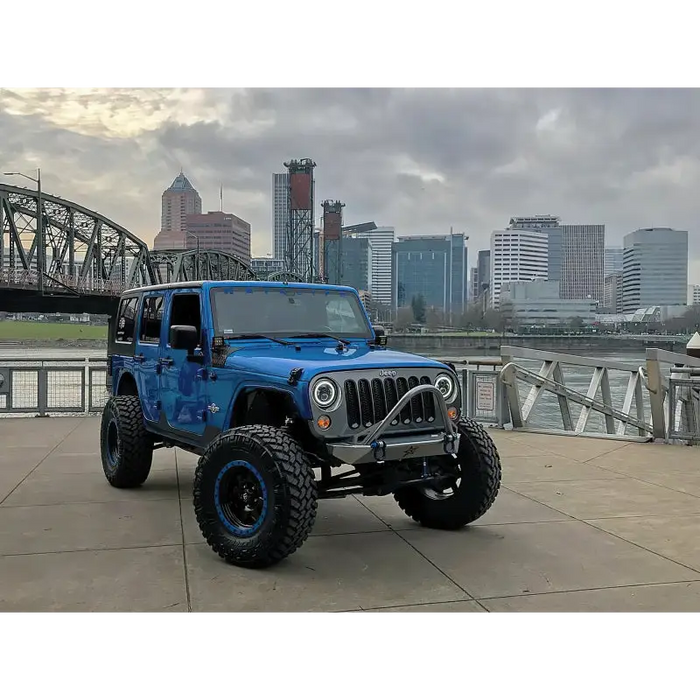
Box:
101, 280, 502, 568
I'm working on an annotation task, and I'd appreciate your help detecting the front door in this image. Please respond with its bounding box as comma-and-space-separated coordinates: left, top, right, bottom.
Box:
159, 290, 209, 437
134, 293, 164, 423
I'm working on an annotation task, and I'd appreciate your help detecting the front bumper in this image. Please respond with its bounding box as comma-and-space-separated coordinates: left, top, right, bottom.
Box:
326, 384, 460, 465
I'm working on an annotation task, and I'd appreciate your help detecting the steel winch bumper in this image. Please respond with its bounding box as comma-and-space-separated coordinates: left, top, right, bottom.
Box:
326, 384, 460, 466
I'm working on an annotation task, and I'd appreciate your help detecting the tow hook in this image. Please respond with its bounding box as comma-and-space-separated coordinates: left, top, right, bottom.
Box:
371, 440, 386, 463
443, 434, 458, 457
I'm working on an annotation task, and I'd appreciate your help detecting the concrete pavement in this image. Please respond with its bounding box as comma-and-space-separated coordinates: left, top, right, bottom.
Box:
2, 416, 700, 612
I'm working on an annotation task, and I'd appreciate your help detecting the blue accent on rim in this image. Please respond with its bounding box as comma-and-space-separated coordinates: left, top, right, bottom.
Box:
214, 460, 268, 537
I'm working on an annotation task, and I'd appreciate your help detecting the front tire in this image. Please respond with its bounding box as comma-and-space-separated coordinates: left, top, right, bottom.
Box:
100, 395, 154, 488
394, 417, 501, 529
193, 425, 318, 569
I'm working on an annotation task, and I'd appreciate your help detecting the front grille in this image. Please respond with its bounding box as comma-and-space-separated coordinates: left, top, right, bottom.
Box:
343, 375, 436, 430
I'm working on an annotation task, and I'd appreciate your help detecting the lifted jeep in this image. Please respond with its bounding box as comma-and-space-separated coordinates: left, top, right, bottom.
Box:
101, 280, 502, 568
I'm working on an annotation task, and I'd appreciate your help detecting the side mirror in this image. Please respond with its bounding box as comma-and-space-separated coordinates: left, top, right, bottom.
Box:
169, 324, 199, 352
372, 324, 388, 346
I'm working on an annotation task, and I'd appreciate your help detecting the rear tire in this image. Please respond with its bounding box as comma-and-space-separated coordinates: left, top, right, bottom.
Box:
100, 395, 154, 488
193, 425, 318, 569
394, 417, 501, 529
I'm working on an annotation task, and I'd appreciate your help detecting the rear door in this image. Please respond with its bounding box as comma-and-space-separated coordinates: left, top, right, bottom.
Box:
134, 292, 165, 423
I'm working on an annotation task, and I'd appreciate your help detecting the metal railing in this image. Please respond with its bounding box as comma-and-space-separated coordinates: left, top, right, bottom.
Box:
494, 346, 700, 444
0, 356, 108, 416
644, 348, 700, 443
0, 348, 698, 445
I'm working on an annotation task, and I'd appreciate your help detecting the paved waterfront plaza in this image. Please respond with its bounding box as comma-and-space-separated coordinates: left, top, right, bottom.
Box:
1, 416, 700, 612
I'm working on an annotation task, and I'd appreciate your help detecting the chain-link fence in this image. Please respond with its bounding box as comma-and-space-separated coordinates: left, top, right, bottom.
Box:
0, 357, 108, 416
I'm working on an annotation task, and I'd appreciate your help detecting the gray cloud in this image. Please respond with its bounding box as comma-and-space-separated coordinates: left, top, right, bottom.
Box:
1, 88, 698, 279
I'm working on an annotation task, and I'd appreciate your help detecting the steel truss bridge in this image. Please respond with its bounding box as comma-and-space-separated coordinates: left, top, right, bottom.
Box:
0, 183, 291, 314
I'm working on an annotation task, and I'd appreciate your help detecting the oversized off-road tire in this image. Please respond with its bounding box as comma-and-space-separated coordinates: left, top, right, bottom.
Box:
193, 425, 318, 569
100, 395, 154, 488
394, 417, 501, 529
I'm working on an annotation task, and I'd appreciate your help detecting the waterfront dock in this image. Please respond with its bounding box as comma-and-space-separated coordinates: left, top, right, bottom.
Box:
2, 415, 700, 612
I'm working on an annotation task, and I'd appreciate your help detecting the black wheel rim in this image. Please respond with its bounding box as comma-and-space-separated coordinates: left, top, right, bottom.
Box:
421, 457, 462, 501
214, 460, 268, 537
105, 418, 119, 468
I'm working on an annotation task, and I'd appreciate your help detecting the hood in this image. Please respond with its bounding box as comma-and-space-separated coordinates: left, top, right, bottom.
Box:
220, 339, 448, 380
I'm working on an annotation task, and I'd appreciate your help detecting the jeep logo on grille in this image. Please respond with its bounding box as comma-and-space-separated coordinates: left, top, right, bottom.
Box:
379, 370, 397, 377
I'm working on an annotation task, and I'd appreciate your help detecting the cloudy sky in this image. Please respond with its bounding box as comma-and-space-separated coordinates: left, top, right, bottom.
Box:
1, 87, 698, 280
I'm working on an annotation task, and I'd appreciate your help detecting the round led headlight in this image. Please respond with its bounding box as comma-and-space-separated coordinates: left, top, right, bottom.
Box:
312, 378, 338, 409
435, 373, 457, 403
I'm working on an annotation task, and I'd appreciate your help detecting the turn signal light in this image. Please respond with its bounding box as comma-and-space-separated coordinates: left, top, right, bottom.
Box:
447, 407, 458, 421
317, 415, 331, 430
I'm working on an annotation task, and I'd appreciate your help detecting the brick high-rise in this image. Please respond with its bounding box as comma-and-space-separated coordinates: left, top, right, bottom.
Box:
153, 171, 203, 250
185, 211, 252, 264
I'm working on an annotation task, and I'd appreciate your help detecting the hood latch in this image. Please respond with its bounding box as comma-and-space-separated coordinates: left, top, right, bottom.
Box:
288, 367, 304, 386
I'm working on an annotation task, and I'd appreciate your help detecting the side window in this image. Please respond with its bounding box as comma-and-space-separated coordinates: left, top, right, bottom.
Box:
139, 295, 164, 344
115, 297, 138, 343
169, 293, 202, 346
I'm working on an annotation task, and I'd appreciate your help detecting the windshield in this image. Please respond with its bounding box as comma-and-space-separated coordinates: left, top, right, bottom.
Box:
210, 286, 373, 339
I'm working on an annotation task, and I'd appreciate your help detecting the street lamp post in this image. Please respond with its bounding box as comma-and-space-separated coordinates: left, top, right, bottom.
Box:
3, 168, 43, 294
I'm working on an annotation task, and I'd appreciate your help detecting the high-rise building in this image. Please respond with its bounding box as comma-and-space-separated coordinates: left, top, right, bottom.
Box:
325, 236, 372, 292
545, 226, 605, 301
352, 226, 395, 307
392, 233, 468, 322
490, 229, 549, 308
507, 215, 563, 294
153, 171, 202, 250
449, 233, 468, 317
559, 224, 605, 302
469, 266, 479, 300
251, 256, 285, 277
272, 172, 289, 262
477, 249, 491, 296
185, 211, 251, 264
622, 228, 689, 312
546, 228, 563, 283
110, 255, 137, 288
604, 272, 623, 314
688, 284, 700, 306
605, 246, 624, 276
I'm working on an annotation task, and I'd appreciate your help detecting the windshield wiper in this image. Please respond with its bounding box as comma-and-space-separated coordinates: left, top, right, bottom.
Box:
223, 333, 294, 346
290, 332, 352, 347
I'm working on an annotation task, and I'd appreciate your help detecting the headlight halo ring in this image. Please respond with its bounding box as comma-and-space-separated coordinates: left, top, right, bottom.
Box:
311, 377, 340, 409
435, 372, 458, 403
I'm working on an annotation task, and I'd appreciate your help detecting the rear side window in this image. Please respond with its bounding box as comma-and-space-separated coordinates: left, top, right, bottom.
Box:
115, 297, 139, 343
169, 293, 202, 343
139, 295, 164, 344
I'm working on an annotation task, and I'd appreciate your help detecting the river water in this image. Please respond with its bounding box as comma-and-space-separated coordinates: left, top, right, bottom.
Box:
0, 346, 107, 359
0, 345, 651, 433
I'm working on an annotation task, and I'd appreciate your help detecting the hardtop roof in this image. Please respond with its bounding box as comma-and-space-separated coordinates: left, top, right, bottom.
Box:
121, 280, 360, 296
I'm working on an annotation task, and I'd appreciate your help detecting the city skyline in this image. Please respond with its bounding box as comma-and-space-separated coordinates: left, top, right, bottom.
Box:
1, 88, 699, 283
